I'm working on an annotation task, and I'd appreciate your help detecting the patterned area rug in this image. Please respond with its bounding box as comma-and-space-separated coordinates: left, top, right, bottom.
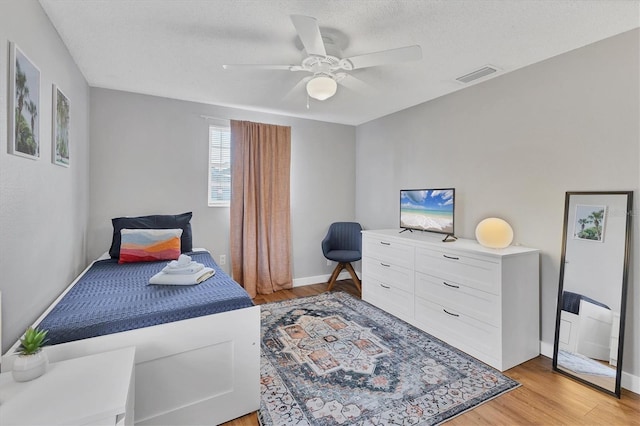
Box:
259, 292, 519, 425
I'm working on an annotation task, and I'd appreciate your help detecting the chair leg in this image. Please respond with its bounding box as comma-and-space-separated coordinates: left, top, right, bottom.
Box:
327, 262, 345, 291
344, 262, 362, 293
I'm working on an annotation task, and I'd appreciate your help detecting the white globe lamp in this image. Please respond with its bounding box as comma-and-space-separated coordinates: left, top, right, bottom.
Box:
475, 218, 514, 249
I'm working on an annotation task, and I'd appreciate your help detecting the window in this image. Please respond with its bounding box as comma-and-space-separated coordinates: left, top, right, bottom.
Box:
208, 125, 231, 206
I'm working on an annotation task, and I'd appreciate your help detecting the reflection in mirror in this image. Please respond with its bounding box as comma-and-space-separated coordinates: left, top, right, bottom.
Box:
553, 191, 632, 397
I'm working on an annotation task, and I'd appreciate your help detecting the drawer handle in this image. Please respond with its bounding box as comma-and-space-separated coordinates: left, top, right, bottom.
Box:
380, 262, 390, 267
380, 284, 391, 289
443, 281, 459, 289
380, 241, 391, 246
443, 254, 459, 260
443, 309, 460, 317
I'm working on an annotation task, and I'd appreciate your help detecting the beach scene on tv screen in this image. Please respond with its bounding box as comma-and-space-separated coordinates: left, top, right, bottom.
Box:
401, 189, 454, 233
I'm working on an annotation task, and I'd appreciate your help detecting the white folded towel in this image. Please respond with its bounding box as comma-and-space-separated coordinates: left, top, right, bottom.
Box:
149, 267, 216, 286
166, 254, 192, 269
161, 261, 204, 275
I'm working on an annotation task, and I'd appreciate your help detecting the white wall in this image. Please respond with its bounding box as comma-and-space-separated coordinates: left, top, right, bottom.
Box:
356, 29, 639, 378
89, 88, 355, 281
0, 0, 90, 351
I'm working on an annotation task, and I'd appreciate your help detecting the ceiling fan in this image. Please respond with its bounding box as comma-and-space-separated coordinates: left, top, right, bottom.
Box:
222, 15, 422, 101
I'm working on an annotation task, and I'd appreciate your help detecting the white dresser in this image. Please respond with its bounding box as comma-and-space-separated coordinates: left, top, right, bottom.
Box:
362, 229, 540, 371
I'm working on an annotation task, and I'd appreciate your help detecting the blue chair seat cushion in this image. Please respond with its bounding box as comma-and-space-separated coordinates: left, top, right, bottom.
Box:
325, 249, 361, 263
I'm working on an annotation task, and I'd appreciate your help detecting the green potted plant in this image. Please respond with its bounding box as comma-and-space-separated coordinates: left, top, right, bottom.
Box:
12, 326, 49, 382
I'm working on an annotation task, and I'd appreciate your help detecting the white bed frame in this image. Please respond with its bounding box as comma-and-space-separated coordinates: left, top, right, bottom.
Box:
558, 298, 613, 362
1, 252, 260, 425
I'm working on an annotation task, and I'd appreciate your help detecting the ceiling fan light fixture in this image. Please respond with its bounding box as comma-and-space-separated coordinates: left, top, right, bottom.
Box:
306, 75, 337, 100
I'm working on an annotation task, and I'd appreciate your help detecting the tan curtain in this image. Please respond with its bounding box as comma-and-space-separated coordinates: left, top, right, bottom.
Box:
230, 120, 292, 298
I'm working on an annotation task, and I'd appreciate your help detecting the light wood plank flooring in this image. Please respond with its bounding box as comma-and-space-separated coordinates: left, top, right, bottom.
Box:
224, 280, 640, 426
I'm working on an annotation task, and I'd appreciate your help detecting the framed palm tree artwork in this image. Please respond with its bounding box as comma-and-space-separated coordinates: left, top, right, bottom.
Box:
573, 204, 607, 242
8, 42, 40, 160
52, 84, 70, 167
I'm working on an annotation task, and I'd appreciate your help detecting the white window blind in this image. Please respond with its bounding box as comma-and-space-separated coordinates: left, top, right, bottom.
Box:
208, 125, 231, 206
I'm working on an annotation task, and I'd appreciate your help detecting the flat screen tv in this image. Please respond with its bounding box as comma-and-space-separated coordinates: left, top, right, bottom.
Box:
400, 188, 455, 236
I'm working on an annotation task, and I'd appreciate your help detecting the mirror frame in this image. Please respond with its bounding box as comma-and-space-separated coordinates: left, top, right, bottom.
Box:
552, 191, 633, 397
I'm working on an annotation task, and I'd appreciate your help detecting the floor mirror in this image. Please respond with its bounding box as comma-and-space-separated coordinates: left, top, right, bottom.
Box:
553, 191, 633, 397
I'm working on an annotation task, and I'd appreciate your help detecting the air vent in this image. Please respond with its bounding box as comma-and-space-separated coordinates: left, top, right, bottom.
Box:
456, 66, 499, 84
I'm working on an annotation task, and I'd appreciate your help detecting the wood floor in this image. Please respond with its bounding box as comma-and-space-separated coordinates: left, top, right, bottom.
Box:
224, 280, 640, 426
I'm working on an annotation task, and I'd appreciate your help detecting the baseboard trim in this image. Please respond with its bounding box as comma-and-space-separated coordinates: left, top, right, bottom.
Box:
622, 371, 640, 395
539, 340, 639, 394
293, 271, 361, 288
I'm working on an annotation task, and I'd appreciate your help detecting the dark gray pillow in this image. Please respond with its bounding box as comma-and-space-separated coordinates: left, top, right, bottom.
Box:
109, 212, 193, 259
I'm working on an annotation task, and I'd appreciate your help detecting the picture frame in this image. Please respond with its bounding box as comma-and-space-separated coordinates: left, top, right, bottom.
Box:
573, 204, 607, 242
8, 42, 40, 160
52, 84, 70, 167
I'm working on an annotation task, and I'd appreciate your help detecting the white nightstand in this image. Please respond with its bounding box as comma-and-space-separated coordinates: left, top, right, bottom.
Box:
0, 347, 135, 426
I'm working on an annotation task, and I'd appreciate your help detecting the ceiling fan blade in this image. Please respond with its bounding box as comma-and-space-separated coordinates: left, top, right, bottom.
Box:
282, 76, 312, 102
290, 15, 326, 57
339, 45, 422, 70
336, 73, 376, 94
222, 64, 300, 71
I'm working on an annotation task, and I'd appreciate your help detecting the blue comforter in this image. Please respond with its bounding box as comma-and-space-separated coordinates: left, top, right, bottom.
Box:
562, 290, 609, 315
39, 251, 254, 345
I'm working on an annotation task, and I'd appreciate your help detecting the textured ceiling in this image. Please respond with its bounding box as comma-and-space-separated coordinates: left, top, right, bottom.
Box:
39, 0, 639, 125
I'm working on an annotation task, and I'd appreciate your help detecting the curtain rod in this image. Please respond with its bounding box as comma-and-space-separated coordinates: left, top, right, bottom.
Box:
200, 115, 229, 121
200, 115, 232, 128
200, 116, 288, 129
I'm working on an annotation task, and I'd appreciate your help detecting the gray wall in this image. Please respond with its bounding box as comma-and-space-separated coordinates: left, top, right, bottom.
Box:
0, 0, 90, 351
356, 29, 639, 378
89, 88, 355, 282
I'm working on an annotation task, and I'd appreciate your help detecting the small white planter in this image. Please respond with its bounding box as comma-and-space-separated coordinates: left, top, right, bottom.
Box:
12, 350, 49, 382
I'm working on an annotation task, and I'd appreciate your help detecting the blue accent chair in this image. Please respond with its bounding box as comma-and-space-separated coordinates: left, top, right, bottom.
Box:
321, 222, 362, 292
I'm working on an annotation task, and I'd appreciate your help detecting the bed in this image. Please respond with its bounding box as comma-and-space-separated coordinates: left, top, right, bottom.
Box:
2, 217, 260, 425
558, 291, 613, 362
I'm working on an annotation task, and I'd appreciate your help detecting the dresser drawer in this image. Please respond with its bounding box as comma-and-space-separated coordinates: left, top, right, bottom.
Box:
363, 235, 414, 269
363, 276, 414, 322
415, 272, 499, 327
362, 256, 413, 294
415, 247, 500, 295
414, 296, 500, 364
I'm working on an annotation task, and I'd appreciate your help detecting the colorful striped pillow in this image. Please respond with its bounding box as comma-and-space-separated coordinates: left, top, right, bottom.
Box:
118, 228, 183, 264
